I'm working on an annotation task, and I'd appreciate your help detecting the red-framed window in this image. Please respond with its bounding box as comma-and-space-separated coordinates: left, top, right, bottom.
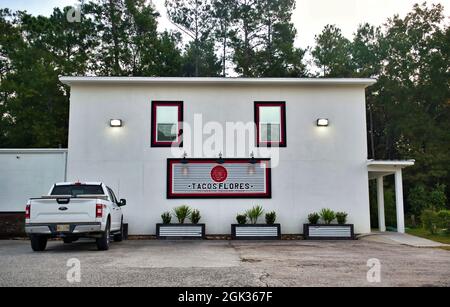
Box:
254, 101, 286, 147
151, 101, 183, 147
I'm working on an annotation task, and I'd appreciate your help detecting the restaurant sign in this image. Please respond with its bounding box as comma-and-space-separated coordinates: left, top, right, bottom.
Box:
167, 159, 271, 198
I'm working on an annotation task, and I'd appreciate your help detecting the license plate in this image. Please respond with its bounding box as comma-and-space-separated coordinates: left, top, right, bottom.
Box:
56, 225, 70, 232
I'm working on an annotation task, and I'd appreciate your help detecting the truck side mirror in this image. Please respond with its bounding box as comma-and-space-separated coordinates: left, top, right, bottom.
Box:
119, 199, 127, 207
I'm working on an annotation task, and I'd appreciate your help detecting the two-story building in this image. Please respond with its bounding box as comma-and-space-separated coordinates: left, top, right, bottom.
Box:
57, 77, 414, 236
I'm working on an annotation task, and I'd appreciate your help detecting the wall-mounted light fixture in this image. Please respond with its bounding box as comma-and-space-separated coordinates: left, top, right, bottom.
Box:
216, 152, 225, 164
110, 119, 123, 127
317, 119, 329, 127
249, 152, 257, 164
181, 152, 189, 164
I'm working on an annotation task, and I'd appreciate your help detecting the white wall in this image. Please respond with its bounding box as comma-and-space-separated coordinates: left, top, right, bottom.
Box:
0, 150, 67, 212
67, 83, 371, 235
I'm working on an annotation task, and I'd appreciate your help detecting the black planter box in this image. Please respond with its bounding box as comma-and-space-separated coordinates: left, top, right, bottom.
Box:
156, 224, 206, 240
231, 224, 281, 240
303, 224, 355, 240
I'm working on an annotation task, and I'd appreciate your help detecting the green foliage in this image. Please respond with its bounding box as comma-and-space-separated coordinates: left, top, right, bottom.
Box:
165, 0, 216, 77
421, 209, 440, 234
421, 209, 450, 235
437, 210, 450, 234
0, 1, 183, 149
312, 25, 354, 77
161, 212, 172, 224
408, 185, 429, 217
173, 205, 192, 224
336, 212, 348, 225
265, 211, 277, 225
245, 205, 264, 224
308, 213, 320, 224
314, 3, 450, 217
430, 184, 447, 211
408, 184, 447, 218
319, 208, 336, 225
181, 40, 222, 77
236, 214, 247, 225
190, 209, 202, 224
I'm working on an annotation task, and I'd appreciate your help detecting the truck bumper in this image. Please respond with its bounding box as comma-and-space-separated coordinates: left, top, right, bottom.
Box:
25, 223, 102, 236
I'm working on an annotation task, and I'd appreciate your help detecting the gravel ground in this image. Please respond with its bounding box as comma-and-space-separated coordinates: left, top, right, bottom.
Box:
0, 239, 449, 287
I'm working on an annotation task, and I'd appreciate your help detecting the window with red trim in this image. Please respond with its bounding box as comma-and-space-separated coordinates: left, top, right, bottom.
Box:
254, 102, 286, 147
151, 101, 183, 147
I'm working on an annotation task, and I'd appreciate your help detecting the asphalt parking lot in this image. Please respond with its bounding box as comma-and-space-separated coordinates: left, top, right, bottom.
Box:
0, 239, 449, 287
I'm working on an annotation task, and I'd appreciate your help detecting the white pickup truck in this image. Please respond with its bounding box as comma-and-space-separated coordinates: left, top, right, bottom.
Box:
25, 182, 126, 251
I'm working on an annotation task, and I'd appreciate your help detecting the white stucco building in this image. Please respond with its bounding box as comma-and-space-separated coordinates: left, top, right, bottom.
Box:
55, 77, 413, 236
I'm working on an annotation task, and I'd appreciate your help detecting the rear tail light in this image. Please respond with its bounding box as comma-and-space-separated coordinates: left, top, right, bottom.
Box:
25, 205, 31, 219
96, 204, 103, 218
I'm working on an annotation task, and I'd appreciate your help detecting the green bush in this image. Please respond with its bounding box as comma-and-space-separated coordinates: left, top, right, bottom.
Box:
161, 212, 172, 224
236, 214, 247, 225
437, 210, 450, 234
308, 213, 320, 224
408, 185, 428, 217
245, 205, 264, 224
320, 208, 336, 225
430, 184, 447, 211
173, 205, 192, 224
190, 209, 201, 224
421, 209, 440, 234
336, 212, 348, 225
265, 211, 277, 225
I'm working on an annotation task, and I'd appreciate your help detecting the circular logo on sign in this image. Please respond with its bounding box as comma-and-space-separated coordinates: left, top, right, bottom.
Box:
211, 165, 228, 183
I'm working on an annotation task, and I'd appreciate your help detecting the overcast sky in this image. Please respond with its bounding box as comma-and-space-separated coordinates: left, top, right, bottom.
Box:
1, 0, 448, 48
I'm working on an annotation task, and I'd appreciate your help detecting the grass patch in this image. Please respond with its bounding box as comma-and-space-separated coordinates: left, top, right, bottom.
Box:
407, 228, 450, 244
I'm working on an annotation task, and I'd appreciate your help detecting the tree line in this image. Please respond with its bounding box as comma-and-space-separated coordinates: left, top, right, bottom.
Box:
0, 1, 448, 220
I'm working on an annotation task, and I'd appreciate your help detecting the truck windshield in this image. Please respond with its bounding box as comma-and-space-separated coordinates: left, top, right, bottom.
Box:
51, 185, 104, 197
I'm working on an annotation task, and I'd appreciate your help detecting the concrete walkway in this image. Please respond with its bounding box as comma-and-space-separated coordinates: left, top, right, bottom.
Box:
359, 232, 450, 248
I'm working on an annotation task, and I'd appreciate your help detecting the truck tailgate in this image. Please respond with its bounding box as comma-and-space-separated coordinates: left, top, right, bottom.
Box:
29, 198, 98, 223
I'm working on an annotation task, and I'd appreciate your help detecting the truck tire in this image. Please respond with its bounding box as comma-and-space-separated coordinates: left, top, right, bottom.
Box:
30, 236, 48, 252
96, 220, 111, 251
114, 220, 124, 242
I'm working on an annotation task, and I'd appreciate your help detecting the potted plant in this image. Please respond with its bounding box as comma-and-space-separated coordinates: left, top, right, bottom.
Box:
156, 206, 205, 239
231, 206, 281, 240
336, 212, 348, 225
303, 209, 354, 240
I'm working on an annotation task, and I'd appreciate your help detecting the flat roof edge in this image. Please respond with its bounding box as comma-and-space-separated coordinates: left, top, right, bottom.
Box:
59, 77, 377, 87
0, 149, 68, 154
367, 160, 415, 167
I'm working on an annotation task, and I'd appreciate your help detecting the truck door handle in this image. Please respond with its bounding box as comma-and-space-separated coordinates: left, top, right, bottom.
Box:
59, 207, 68, 211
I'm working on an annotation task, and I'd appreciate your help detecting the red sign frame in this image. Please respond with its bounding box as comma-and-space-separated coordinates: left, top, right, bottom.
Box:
167, 158, 272, 199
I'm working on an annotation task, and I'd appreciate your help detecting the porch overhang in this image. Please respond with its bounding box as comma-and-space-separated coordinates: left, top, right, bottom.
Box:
367, 160, 415, 234
367, 160, 415, 179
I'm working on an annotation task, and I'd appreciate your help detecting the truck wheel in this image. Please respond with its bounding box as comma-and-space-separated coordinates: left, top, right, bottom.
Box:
96, 221, 111, 251
30, 236, 48, 252
114, 220, 124, 242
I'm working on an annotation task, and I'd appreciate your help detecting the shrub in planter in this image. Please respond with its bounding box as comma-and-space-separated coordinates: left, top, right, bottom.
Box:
308, 213, 320, 224
320, 208, 336, 224
236, 214, 247, 225
190, 209, 201, 224
246, 205, 264, 224
265, 211, 277, 225
161, 212, 172, 224
173, 205, 192, 224
336, 212, 348, 225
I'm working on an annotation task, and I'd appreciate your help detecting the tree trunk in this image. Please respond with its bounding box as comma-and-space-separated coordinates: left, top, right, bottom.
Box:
222, 24, 227, 77
368, 103, 376, 159
109, 0, 121, 75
